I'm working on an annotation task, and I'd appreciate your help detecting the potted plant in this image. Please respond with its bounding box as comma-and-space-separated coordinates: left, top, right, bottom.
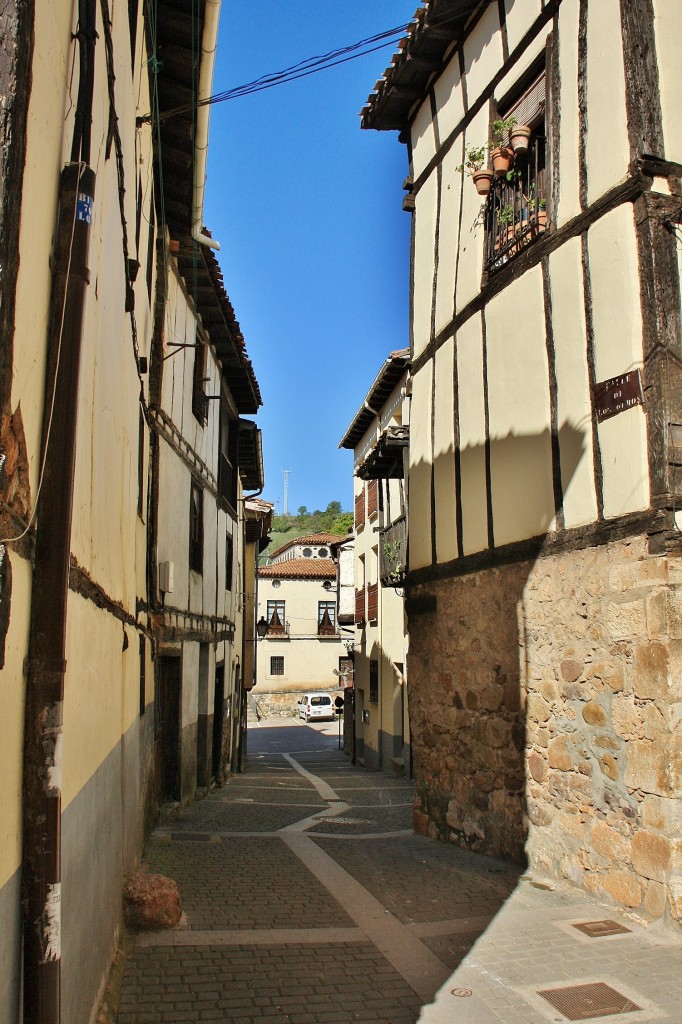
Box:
490, 117, 516, 178
526, 184, 548, 235
510, 123, 532, 154
456, 144, 494, 196
494, 203, 516, 253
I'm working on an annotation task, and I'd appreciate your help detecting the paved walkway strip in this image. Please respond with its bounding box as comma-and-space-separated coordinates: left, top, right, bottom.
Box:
281, 755, 451, 1003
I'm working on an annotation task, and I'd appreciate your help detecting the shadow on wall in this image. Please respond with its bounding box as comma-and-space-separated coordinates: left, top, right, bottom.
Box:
407, 422, 587, 865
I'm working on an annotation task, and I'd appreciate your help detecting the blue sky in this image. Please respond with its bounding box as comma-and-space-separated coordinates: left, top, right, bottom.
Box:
204, 2, 418, 515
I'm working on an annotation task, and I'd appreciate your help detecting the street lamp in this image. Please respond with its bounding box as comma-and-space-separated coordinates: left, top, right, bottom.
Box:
255, 616, 269, 640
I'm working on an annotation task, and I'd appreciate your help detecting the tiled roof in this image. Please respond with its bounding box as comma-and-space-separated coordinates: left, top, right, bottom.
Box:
269, 533, 341, 558
339, 350, 410, 450
361, 0, 478, 133
258, 558, 336, 579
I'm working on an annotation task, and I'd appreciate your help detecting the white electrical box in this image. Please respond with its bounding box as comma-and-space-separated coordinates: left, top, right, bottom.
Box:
159, 560, 174, 593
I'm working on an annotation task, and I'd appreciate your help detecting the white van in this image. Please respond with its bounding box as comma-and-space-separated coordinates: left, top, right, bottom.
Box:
296, 693, 334, 722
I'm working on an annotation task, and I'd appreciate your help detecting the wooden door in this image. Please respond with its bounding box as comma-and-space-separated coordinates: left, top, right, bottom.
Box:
155, 657, 181, 803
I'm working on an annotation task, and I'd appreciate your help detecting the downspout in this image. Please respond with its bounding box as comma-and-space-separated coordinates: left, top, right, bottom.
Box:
192, 0, 221, 250
22, 1, 97, 1018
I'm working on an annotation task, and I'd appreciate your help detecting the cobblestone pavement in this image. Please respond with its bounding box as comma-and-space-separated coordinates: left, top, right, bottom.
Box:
112, 719, 682, 1023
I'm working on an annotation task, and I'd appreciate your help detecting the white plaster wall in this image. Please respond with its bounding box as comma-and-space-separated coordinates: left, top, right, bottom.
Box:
411, 95, 437, 181
433, 338, 458, 563
454, 107, 489, 313
503, 0, 543, 55
653, 0, 682, 164
585, 0, 630, 204
495, 20, 550, 102
557, 0, 581, 226
548, 237, 598, 528
157, 441, 190, 609
412, 173, 438, 358
456, 316, 488, 556
62, 592, 125, 809
409, 363, 433, 570
487, 266, 555, 546
434, 145, 461, 334
588, 206, 649, 518
463, 4, 504, 109
433, 53, 465, 144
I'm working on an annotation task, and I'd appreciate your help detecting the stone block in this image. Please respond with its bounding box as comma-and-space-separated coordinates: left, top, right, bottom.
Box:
527, 693, 551, 724
668, 875, 682, 922
602, 867, 643, 908
413, 809, 430, 836
528, 751, 547, 783
560, 658, 583, 683
645, 589, 668, 639
631, 830, 672, 882
608, 558, 668, 591
548, 736, 574, 771
124, 873, 182, 931
612, 696, 644, 740
599, 754, 618, 781
633, 643, 669, 701
624, 739, 679, 796
591, 820, 630, 862
644, 879, 666, 919
608, 599, 647, 642
667, 588, 682, 640
641, 795, 682, 833
582, 701, 608, 726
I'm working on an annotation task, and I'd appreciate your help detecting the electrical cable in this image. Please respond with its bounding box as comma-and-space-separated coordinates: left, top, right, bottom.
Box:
0, 163, 86, 545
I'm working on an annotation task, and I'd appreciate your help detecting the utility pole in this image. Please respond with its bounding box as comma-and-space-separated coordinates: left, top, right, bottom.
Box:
282, 468, 292, 515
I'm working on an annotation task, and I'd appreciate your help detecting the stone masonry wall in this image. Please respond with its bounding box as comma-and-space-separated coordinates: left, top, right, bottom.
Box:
408, 536, 681, 927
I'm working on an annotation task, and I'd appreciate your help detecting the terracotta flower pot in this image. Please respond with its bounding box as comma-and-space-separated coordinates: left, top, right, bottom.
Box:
510, 125, 531, 154
472, 169, 494, 196
491, 146, 514, 178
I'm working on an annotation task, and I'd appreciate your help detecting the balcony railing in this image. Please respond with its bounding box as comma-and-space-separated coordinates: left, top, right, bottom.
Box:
484, 136, 547, 275
379, 515, 406, 587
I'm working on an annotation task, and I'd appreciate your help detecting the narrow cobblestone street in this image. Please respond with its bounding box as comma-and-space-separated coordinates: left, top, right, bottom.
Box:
111, 720, 681, 1024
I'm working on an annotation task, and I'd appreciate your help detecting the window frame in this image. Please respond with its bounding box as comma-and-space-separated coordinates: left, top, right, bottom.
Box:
318, 600, 337, 635
270, 655, 285, 677
189, 479, 204, 574
266, 600, 286, 634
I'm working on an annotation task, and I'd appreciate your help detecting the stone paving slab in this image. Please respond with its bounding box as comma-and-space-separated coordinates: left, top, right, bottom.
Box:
116, 943, 422, 1024
143, 836, 354, 930
110, 722, 682, 1024
314, 835, 520, 923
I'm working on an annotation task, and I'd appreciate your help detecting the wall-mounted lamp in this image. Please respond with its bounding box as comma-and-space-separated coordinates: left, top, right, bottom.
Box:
255, 616, 269, 640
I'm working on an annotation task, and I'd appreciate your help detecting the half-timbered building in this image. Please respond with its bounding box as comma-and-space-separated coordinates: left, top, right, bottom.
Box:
362, 0, 681, 925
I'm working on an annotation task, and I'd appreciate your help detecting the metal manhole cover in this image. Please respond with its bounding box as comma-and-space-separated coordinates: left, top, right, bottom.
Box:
538, 982, 641, 1020
572, 920, 632, 939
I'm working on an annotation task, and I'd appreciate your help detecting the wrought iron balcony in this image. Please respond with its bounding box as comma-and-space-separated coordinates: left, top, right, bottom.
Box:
379, 515, 406, 587
484, 136, 547, 274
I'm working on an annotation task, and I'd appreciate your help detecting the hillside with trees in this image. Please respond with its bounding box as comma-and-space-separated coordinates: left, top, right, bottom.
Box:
262, 501, 353, 560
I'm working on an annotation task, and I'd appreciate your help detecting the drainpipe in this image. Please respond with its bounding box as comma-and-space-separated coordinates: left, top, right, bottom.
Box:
192, 0, 221, 251
23, 3, 96, 1020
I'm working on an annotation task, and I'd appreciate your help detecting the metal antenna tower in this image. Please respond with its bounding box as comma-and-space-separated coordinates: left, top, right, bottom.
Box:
282, 468, 292, 515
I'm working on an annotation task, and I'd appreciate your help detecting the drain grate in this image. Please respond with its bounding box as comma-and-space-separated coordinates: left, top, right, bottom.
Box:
327, 798, 345, 803
572, 920, 632, 939
538, 982, 641, 1020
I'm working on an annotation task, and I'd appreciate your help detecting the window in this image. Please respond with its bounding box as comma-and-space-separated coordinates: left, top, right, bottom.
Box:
484, 69, 547, 274
225, 533, 234, 591
318, 547, 329, 558
192, 337, 208, 424
302, 547, 313, 558
270, 656, 284, 677
267, 600, 285, 634
318, 601, 336, 636
367, 479, 378, 519
189, 480, 203, 573
369, 659, 378, 703
354, 487, 365, 530
218, 400, 239, 511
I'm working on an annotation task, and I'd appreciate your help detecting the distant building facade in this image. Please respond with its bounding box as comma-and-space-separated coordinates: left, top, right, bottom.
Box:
340, 351, 411, 773
256, 534, 348, 714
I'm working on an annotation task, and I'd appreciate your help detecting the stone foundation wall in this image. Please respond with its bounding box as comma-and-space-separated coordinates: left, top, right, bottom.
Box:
408, 535, 681, 927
